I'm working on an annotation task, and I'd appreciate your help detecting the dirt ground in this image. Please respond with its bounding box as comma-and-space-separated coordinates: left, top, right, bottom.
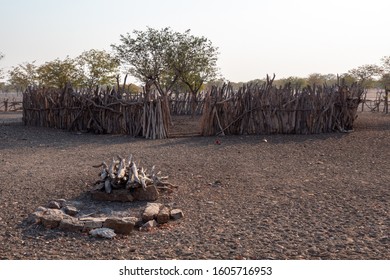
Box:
0, 111, 389, 260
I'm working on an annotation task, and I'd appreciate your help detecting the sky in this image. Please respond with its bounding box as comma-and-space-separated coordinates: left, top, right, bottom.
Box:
1, 0, 390, 83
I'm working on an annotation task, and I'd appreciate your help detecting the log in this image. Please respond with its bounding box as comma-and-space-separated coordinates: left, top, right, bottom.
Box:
104, 179, 112, 194
116, 157, 126, 179
93, 155, 178, 195
108, 157, 118, 179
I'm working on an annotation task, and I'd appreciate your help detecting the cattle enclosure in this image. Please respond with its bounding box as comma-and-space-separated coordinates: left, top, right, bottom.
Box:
20, 79, 367, 139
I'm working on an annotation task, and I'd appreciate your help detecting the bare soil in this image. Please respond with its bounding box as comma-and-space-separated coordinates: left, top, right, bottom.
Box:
0, 112, 389, 260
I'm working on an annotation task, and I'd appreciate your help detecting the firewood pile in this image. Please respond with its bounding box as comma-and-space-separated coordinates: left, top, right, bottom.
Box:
92, 155, 176, 195
201, 77, 364, 136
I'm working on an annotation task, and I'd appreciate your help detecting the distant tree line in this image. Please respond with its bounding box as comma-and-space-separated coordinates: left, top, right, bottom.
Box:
2, 49, 121, 93
0, 27, 219, 101
1, 27, 390, 96
219, 58, 390, 90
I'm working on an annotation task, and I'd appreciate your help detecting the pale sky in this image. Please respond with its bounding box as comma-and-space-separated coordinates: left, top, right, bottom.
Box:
1, 0, 389, 83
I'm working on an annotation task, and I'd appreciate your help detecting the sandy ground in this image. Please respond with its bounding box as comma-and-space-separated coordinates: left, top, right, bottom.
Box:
0, 111, 389, 260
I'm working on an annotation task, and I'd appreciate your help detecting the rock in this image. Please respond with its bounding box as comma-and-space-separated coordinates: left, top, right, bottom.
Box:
379, 236, 389, 243
27, 206, 47, 224
156, 207, 170, 224
346, 237, 354, 244
131, 185, 159, 201
80, 217, 107, 230
141, 220, 158, 231
89, 228, 116, 239
63, 206, 79, 216
170, 209, 184, 220
142, 203, 163, 222
56, 199, 67, 208
41, 209, 69, 229
90, 188, 134, 202
47, 200, 61, 209
59, 218, 84, 232
103, 217, 136, 235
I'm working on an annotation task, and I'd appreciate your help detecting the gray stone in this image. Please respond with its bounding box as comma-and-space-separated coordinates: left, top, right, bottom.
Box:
156, 206, 170, 224
90, 188, 134, 202
80, 217, 107, 230
89, 228, 116, 239
41, 209, 69, 229
63, 206, 79, 216
131, 185, 159, 201
141, 220, 158, 231
142, 203, 163, 222
103, 217, 136, 235
170, 209, 184, 220
59, 218, 84, 232
47, 200, 61, 209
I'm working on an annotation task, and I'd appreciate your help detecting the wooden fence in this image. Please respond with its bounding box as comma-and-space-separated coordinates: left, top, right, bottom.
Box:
200, 80, 364, 136
23, 87, 169, 139
360, 88, 389, 113
22, 80, 366, 139
169, 92, 205, 115
0, 99, 23, 112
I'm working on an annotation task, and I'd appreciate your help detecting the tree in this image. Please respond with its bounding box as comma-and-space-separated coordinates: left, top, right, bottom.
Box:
37, 57, 82, 89
112, 27, 219, 118
274, 76, 306, 89
126, 83, 142, 94
348, 64, 382, 87
112, 27, 179, 97
306, 73, 326, 86
339, 73, 357, 85
379, 56, 390, 88
8, 61, 39, 91
380, 56, 390, 73
171, 30, 218, 115
77, 49, 119, 90
322, 74, 337, 85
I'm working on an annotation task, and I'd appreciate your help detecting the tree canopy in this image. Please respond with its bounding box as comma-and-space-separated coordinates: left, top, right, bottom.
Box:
112, 27, 177, 95
77, 49, 119, 90
8, 62, 39, 90
37, 57, 82, 89
112, 27, 219, 97
7, 50, 120, 91
172, 30, 218, 96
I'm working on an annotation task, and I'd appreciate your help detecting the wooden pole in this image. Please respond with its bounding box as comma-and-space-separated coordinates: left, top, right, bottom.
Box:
385, 87, 389, 114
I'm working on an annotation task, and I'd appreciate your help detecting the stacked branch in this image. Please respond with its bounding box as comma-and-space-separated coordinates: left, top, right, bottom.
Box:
170, 92, 205, 115
201, 79, 364, 136
23, 87, 169, 139
92, 155, 176, 194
